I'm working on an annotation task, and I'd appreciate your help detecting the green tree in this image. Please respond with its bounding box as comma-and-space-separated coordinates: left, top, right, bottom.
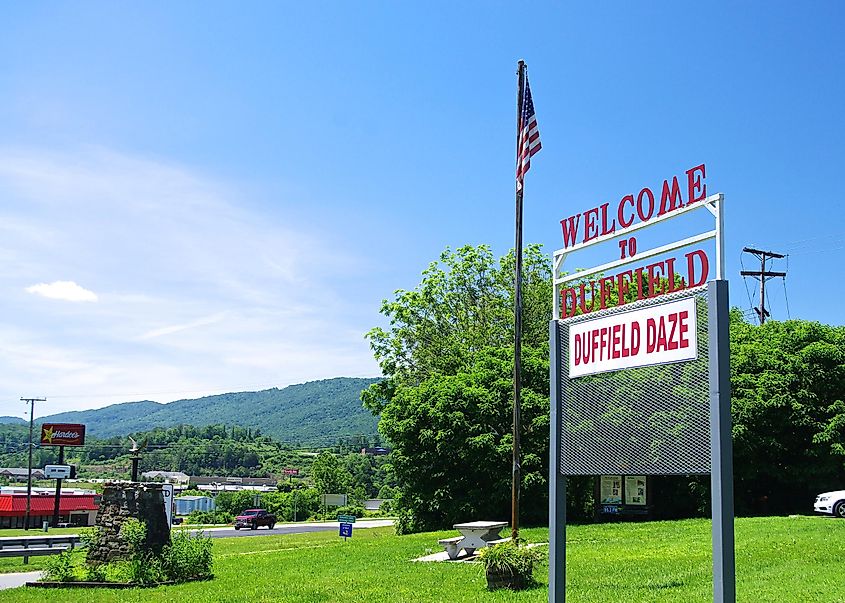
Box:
310, 451, 349, 495
363, 245, 558, 532
730, 313, 845, 514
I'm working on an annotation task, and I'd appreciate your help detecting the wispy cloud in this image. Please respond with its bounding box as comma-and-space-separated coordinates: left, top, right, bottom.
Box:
139, 312, 228, 340
26, 280, 98, 302
0, 146, 379, 414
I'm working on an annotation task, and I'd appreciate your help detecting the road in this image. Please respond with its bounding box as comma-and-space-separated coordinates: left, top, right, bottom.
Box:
197, 519, 394, 539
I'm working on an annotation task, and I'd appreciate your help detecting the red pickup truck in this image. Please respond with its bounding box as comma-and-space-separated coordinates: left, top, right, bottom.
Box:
234, 508, 276, 530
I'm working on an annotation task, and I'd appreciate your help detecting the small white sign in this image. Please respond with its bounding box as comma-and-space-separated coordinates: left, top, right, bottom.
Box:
44, 465, 71, 479
568, 297, 698, 378
162, 484, 174, 526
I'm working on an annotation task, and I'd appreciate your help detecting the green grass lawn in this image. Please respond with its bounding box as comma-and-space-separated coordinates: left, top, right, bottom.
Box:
1, 516, 843, 602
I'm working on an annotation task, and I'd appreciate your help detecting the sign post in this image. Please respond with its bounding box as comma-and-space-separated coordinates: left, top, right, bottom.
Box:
548, 166, 733, 602
338, 514, 356, 540
52, 446, 64, 527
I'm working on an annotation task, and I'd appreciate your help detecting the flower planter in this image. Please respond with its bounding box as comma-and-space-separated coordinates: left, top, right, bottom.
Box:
485, 565, 530, 591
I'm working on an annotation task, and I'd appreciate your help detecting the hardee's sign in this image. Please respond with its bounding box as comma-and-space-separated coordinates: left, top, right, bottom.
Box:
40, 423, 86, 447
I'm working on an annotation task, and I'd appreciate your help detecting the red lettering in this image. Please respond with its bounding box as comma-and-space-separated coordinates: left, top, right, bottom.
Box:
591, 327, 600, 362
611, 324, 621, 359
599, 327, 609, 361
599, 202, 616, 236
646, 318, 656, 353
599, 276, 614, 309
686, 164, 707, 204
678, 310, 690, 348
618, 194, 635, 228
616, 270, 633, 306
658, 176, 684, 216
685, 249, 710, 287
646, 261, 666, 297
631, 321, 641, 355
578, 282, 596, 314
636, 188, 655, 222
665, 257, 684, 293
574, 333, 582, 365
656, 316, 667, 351
583, 208, 600, 242
667, 313, 679, 350
560, 214, 582, 248
633, 267, 645, 301
561, 287, 578, 318
620, 324, 630, 358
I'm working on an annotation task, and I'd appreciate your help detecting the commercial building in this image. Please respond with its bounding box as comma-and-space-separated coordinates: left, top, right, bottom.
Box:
0, 491, 99, 529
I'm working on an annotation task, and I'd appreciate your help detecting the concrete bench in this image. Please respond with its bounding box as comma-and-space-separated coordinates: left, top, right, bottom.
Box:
437, 536, 465, 560
485, 537, 513, 546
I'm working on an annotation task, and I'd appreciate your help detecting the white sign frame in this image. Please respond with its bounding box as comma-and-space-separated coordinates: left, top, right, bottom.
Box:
553, 193, 724, 319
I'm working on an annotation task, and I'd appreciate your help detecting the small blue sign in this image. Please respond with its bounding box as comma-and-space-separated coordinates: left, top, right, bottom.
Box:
602, 505, 620, 515
339, 522, 353, 538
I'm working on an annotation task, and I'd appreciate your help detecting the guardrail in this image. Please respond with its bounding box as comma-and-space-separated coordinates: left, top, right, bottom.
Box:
0, 535, 81, 564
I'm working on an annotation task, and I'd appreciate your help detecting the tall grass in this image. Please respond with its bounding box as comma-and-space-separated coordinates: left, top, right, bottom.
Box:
0, 516, 842, 602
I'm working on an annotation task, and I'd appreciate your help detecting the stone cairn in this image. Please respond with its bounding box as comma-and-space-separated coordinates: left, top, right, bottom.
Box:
87, 482, 171, 563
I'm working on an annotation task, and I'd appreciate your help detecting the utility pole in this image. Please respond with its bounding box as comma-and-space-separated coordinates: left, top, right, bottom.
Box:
21, 397, 46, 530
740, 247, 787, 325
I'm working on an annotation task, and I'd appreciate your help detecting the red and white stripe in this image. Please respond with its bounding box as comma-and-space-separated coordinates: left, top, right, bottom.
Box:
516, 80, 541, 191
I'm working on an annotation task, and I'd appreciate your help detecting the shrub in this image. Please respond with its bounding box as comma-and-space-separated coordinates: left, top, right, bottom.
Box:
161, 529, 214, 581
334, 504, 365, 519
82, 562, 106, 582
43, 549, 78, 582
186, 509, 233, 525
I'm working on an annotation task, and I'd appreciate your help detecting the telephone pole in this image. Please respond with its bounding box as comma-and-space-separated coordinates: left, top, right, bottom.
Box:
740, 247, 786, 325
21, 397, 46, 530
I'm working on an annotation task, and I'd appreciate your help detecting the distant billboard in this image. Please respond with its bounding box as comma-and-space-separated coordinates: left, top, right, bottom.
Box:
321, 494, 347, 507
40, 423, 86, 447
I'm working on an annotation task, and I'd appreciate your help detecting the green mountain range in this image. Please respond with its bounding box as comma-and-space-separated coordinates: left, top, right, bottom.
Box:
35, 377, 381, 447
0, 417, 25, 424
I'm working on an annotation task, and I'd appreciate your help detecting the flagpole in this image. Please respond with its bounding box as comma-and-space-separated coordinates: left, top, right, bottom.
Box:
512, 59, 526, 542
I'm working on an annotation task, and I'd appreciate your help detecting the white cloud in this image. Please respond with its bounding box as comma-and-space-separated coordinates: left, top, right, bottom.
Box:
26, 280, 98, 302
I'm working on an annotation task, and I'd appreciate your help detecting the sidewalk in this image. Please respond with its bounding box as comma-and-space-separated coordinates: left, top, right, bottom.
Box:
0, 571, 41, 591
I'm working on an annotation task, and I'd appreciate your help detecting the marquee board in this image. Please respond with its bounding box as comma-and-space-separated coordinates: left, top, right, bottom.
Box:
548, 165, 735, 603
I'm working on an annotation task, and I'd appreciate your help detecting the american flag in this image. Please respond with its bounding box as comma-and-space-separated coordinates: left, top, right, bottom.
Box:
516, 78, 541, 190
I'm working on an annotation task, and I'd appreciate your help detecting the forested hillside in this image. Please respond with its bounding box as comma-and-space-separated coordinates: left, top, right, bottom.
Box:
0, 422, 385, 481
34, 377, 380, 446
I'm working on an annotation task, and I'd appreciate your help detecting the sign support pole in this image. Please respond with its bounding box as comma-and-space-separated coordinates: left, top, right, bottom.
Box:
708, 279, 735, 602
52, 446, 65, 528
548, 319, 566, 602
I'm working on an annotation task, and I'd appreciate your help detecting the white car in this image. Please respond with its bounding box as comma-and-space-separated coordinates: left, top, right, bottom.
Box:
814, 490, 845, 518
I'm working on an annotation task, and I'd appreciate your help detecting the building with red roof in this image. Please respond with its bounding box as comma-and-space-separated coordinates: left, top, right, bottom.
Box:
0, 491, 99, 529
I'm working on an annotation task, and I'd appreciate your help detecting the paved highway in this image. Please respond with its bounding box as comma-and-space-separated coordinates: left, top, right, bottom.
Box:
197, 519, 394, 539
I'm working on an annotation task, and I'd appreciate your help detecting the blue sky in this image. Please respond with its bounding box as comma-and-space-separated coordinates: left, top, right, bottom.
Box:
1, 2, 843, 415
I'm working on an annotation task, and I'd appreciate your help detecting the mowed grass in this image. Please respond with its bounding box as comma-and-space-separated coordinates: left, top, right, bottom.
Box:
0, 516, 843, 602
